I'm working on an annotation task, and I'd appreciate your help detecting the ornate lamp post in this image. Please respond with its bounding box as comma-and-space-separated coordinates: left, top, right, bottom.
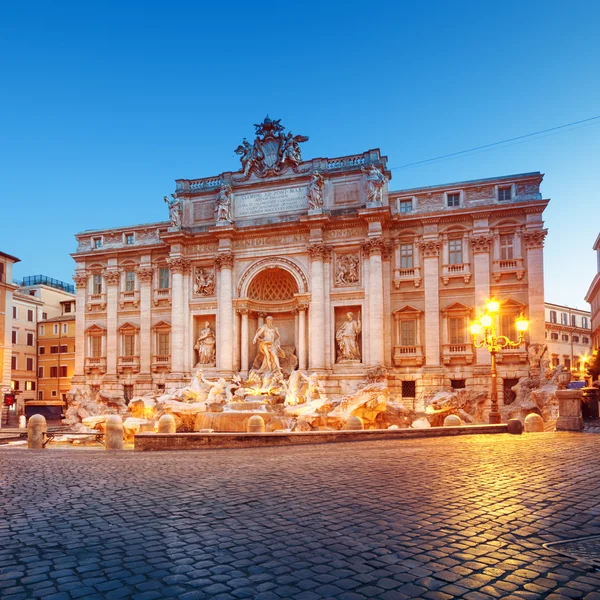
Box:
470, 301, 529, 424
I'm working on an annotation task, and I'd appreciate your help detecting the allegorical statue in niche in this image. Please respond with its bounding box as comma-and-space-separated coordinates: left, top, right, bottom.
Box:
215, 184, 232, 222
336, 311, 362, 362
252, 316, 285, 373
306, 171, 325, 211
362, 164, 386, 205
194, 322, 216, 366
194, 268, 215, 296
164, 194, 182, 228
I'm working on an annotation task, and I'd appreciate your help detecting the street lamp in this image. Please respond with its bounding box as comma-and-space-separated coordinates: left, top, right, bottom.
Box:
470, 301, 529, 424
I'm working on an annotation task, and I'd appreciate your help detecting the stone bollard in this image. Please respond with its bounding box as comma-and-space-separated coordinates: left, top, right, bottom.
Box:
105, 415, 124, 450
28, 414, 47, 449
507, 418, 523, 435
247, 415, 266, 433
19, 415, 27, 429
556, 389, 584, 431
345, 416, 364, 430
158, 414, 176, 434
524, 413, 544, 433
443, 415, 462, 427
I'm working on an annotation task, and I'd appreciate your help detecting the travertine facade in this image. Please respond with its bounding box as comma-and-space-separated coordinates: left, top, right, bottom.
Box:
544, 302, 592, 379
71, 119, 549, 412
585, 232, 600, 352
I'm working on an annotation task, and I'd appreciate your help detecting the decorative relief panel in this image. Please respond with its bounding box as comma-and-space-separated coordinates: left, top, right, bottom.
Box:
334, 182, 359, 205
470, 235, 493, 253
334, 253, 360, 287
417, 193, 444, 208
465, 186, 493, 201
194, 202, 215, 222
420, 239, 440, 258
193, 267, 215, 296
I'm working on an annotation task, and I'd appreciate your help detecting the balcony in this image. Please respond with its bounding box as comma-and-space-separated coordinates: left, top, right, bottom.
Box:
393, 267, 422, 289
441, 263, 471, 285
496, 344, 528, 364
118, 355, 140, 373
85, 357, 106, 374
392, 345, 424, 367
119, 290, 140, 309
492, 258, 525, 282
86, 293, 106, 312
442, 343, 474, 365
152, 354, 171, 372
153, 288, 171, 306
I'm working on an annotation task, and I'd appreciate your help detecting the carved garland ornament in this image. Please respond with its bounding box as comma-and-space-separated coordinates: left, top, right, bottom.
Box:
470, 235, 493, 254
420, 239, 441, 258
523, 229, 548, 249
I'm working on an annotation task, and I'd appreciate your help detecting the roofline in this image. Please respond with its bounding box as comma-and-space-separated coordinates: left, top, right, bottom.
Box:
0, 250, 21, 263
76, 221, 169, 237
545, 302, 591, 314
389, 172, 543, 195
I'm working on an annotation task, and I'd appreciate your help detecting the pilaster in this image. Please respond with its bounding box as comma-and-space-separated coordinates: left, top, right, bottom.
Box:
216, 252, 234, 373
524, 229, 548, 343
471, 234, 493, 365
421, 238, 441, 367
137, 265, 154, 375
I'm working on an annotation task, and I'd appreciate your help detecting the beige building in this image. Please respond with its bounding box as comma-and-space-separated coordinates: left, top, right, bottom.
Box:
71, 118, 549, 414
585, 232, 600, 353
1, 251, 20, 425
544, 302, 592, 380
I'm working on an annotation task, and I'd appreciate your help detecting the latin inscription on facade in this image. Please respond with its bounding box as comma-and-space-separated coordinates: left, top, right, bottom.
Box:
233, 186, 308, 218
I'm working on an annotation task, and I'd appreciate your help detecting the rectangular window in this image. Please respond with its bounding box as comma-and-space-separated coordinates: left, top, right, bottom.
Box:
25, 381, 35, 391
399, 199, 412, 213
399, 244, 413, 269
449, 317, 466, 344
448, 239, 463, 265
53, 324, 59, 335
51, 345, 59, 354
11, 356, 17, 370
562, 334, 569, 342
550, 310, 557, 323
552, 357, 559, 367
573, 336, 580, 343
571, 315, 577, 327
27, 309, 34, 322
564, 358, 571, 370
26, 333, 34, 346
500, 315, 517, 340
93, 274, 102, 294
582, 317, 589, 328
39, 325, 45, 336
12, 380, 19, 390
158, 332, 170, 355
400, 320, 416, 346
401, 380, 416, 398
60, 366, 67, 377
26, 357, 34, 371
12, 330, 17, 344
91, 336, 102, 358
50, 366, 58, 378
62, 323, 68, 334
551, 332, 559, 340
561, 312, 568, 325
447, 193, 460, 207
12, 306, 17, 319
38, 366, 44, 378
125, 271, 136, 292
583, 337, 590, 344
123, 334, 135, 357
499, 234, 514, 260
498, 186, 512, 201
42, 312, 47, 320
64, 303, 71, 313
51, 390, 57, 397
125, 233, 135, 245
93, 237, 102, 249
60, 344, 68, 353
451, 379, 466, 390
158, 267, 169, 289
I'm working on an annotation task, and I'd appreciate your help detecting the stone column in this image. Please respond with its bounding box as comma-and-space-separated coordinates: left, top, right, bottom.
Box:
362, 239, 385, 366
471, 235, 493, 366
239, 308, 249, 374
298, 304, 307, 370
308, 245, 327, 370
104, 269, 120, 376
216, 253, 234, 373
167, 257, 187, 376
182, 264, 192, 374
524, 229, 548, 343
421, 239, 441, 366
137, 266, 154, 375
72, 271, 88, 379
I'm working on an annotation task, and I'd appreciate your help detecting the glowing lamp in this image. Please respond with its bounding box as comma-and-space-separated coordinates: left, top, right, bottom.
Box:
480, 314, 493, 328
515, 313, 529, 332
470, 322, 482, 336
486, 300, 500, 313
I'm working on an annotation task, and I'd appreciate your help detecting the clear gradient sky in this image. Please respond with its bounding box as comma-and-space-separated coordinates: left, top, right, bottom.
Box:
1, 1, 599, 309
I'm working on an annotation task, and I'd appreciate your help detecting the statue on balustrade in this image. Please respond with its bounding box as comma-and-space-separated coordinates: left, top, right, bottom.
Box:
306, 171, 325, 211
164, 194, 182, 228
336, 311, 362, 362
362, 164, 386, 205
195, 322, 216, 367
252, 316, 285, 373
215, 184, 232, 222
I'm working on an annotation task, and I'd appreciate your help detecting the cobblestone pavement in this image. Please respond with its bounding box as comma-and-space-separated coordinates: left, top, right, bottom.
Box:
2, 433, 600, 600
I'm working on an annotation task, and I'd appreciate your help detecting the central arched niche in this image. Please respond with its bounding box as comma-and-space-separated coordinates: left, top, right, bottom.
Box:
244, 266, 300, 372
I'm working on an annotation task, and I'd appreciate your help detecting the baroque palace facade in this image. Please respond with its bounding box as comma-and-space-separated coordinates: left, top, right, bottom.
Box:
71, 118, 548, 408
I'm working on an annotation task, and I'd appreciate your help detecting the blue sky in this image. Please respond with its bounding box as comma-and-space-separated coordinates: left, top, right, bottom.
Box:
1, 0, 599, 309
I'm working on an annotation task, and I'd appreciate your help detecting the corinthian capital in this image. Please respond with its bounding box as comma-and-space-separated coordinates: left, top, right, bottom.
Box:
420, 239, 441, 258
360, 238, 386, 257
104, 270, 120, 286
166, 257, 190, 274
215, 252, 234, 269
73, 272, 88, 289
307, 243, 331, 260
470, 235, 493, 254
137, 266, 154, 284
523, 229, 548, 249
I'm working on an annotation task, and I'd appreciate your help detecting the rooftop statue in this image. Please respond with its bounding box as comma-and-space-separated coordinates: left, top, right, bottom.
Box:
362, 164, 386, 206
234, 116, 309, 180
164, 194, 182, 228
215, 183, 232, 222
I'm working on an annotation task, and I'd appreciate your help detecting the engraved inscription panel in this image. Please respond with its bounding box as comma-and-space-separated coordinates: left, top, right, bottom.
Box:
233, 186, 308, 218
334, 182, 359, 205
194, 202, 215, 222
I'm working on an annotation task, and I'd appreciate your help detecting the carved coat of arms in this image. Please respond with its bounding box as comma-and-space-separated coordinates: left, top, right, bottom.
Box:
234, 116, 308, 179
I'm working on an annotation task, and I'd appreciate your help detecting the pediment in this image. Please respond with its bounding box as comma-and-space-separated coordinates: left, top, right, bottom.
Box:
85, 324, 106, 333
152, 320, 171, 330
393, 305, 422, 316
501, 298, 526, 310
118, 321, 140, 332
442, 302, 472, 315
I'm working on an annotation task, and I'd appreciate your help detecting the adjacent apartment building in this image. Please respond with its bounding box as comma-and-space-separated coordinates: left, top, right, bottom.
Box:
585, 232, 600, 353
544, 302, 592, 380
1, 251, 20, 398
